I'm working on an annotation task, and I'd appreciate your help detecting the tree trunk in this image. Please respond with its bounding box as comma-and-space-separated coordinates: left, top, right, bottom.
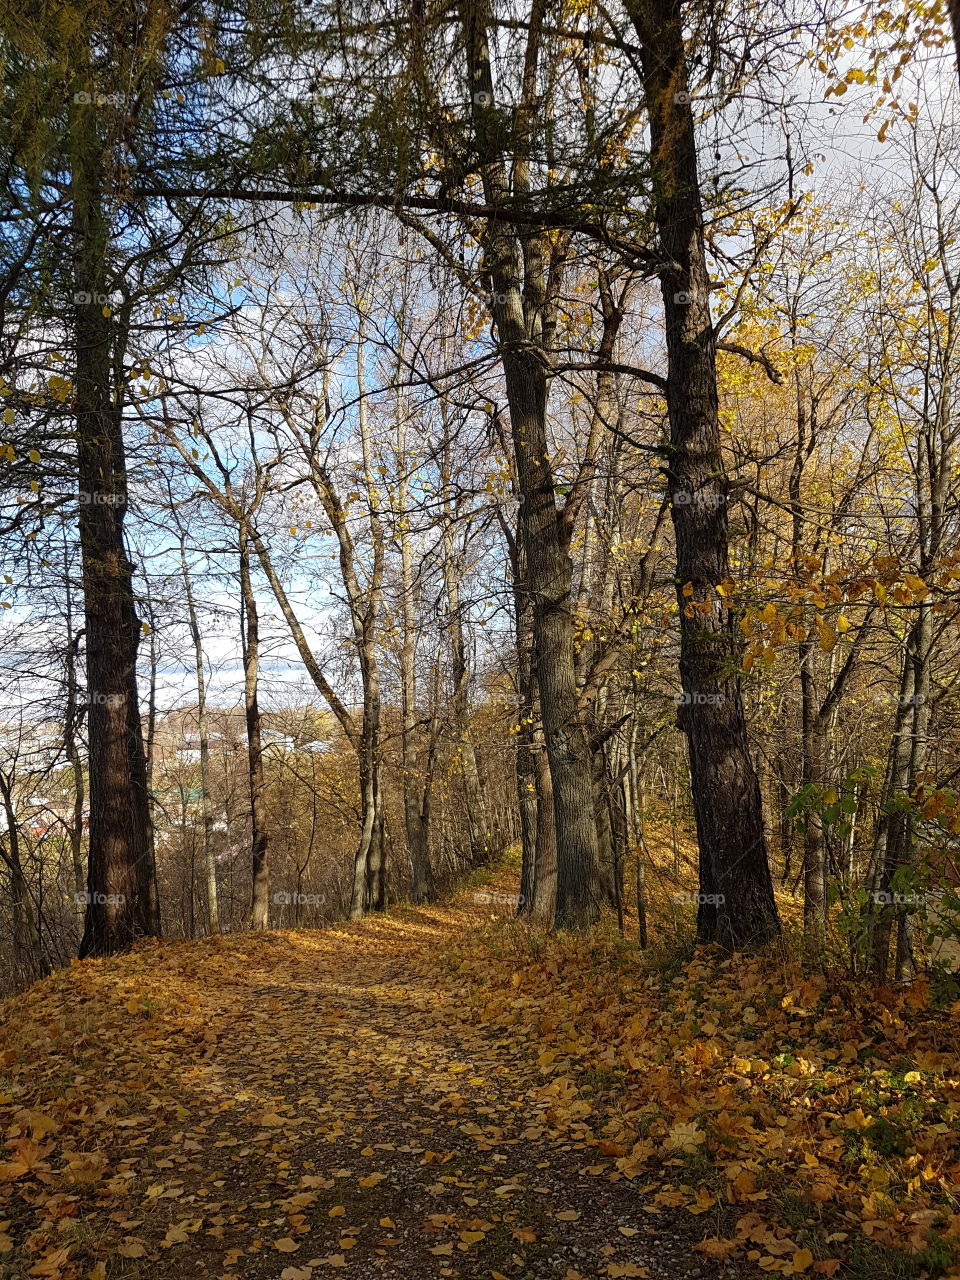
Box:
867, 610, 933, 978
626, 0, 780, 949
530, 681, 558, 924
0, 777, 48, 984
62, 579, 86, 925
442, 513, 489, 865
72, 83, 158, 958
462, 0, 602, 929
397, 406, 436, 903
800, 653, 827, 940
180, 535, 219, 933
239, 527, 269, 930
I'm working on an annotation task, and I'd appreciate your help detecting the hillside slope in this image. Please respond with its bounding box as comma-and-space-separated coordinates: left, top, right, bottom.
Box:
1, 868, 958, 1280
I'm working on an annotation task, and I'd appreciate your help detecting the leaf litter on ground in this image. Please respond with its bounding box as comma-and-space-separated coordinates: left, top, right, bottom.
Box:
0, 866, 957, 1279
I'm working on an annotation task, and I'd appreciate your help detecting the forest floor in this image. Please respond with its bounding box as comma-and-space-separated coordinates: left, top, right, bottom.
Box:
1, 856, 959, 1280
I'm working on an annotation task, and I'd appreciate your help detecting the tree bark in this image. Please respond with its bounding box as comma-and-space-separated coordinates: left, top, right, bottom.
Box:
462, 0, 602, 928
72, 83, 159, 958
61, 575, 86, 925
625, 0, 780, 949
239, 526, 270, 930
397, 401, 436, 903
442, 510, 489, 865
0, 775, 48, 984
179, 529, 219, 933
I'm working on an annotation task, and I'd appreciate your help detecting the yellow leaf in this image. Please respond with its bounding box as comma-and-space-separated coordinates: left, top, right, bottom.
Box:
116, 1240, 146, 1259
23, 1110, 57, 1136
275, 1238, 299, 1253
793, 1249, 814, 1272
664, 1121, 706, 1153
695, 1239, 738, 1259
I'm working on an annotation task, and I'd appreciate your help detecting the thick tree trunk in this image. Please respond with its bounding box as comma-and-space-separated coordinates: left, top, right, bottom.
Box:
72, 86, 158, 958
508, 525, 557, 921
352, 748, 379, 918
506, 359, 602, 929
530, 683, 558, 924
626, 0, 779, 949
239, 528, 270, 930
462, 0, 602, 929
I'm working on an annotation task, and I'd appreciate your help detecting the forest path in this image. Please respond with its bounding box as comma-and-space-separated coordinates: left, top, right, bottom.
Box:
0, 877, 739, 1280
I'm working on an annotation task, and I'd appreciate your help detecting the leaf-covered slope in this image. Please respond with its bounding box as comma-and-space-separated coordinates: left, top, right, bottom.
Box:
1, 873, 958, 1279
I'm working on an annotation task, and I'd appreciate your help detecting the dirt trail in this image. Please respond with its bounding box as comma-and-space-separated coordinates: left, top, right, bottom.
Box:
165, 902, 730, 1280
1, 889, 743, 1280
